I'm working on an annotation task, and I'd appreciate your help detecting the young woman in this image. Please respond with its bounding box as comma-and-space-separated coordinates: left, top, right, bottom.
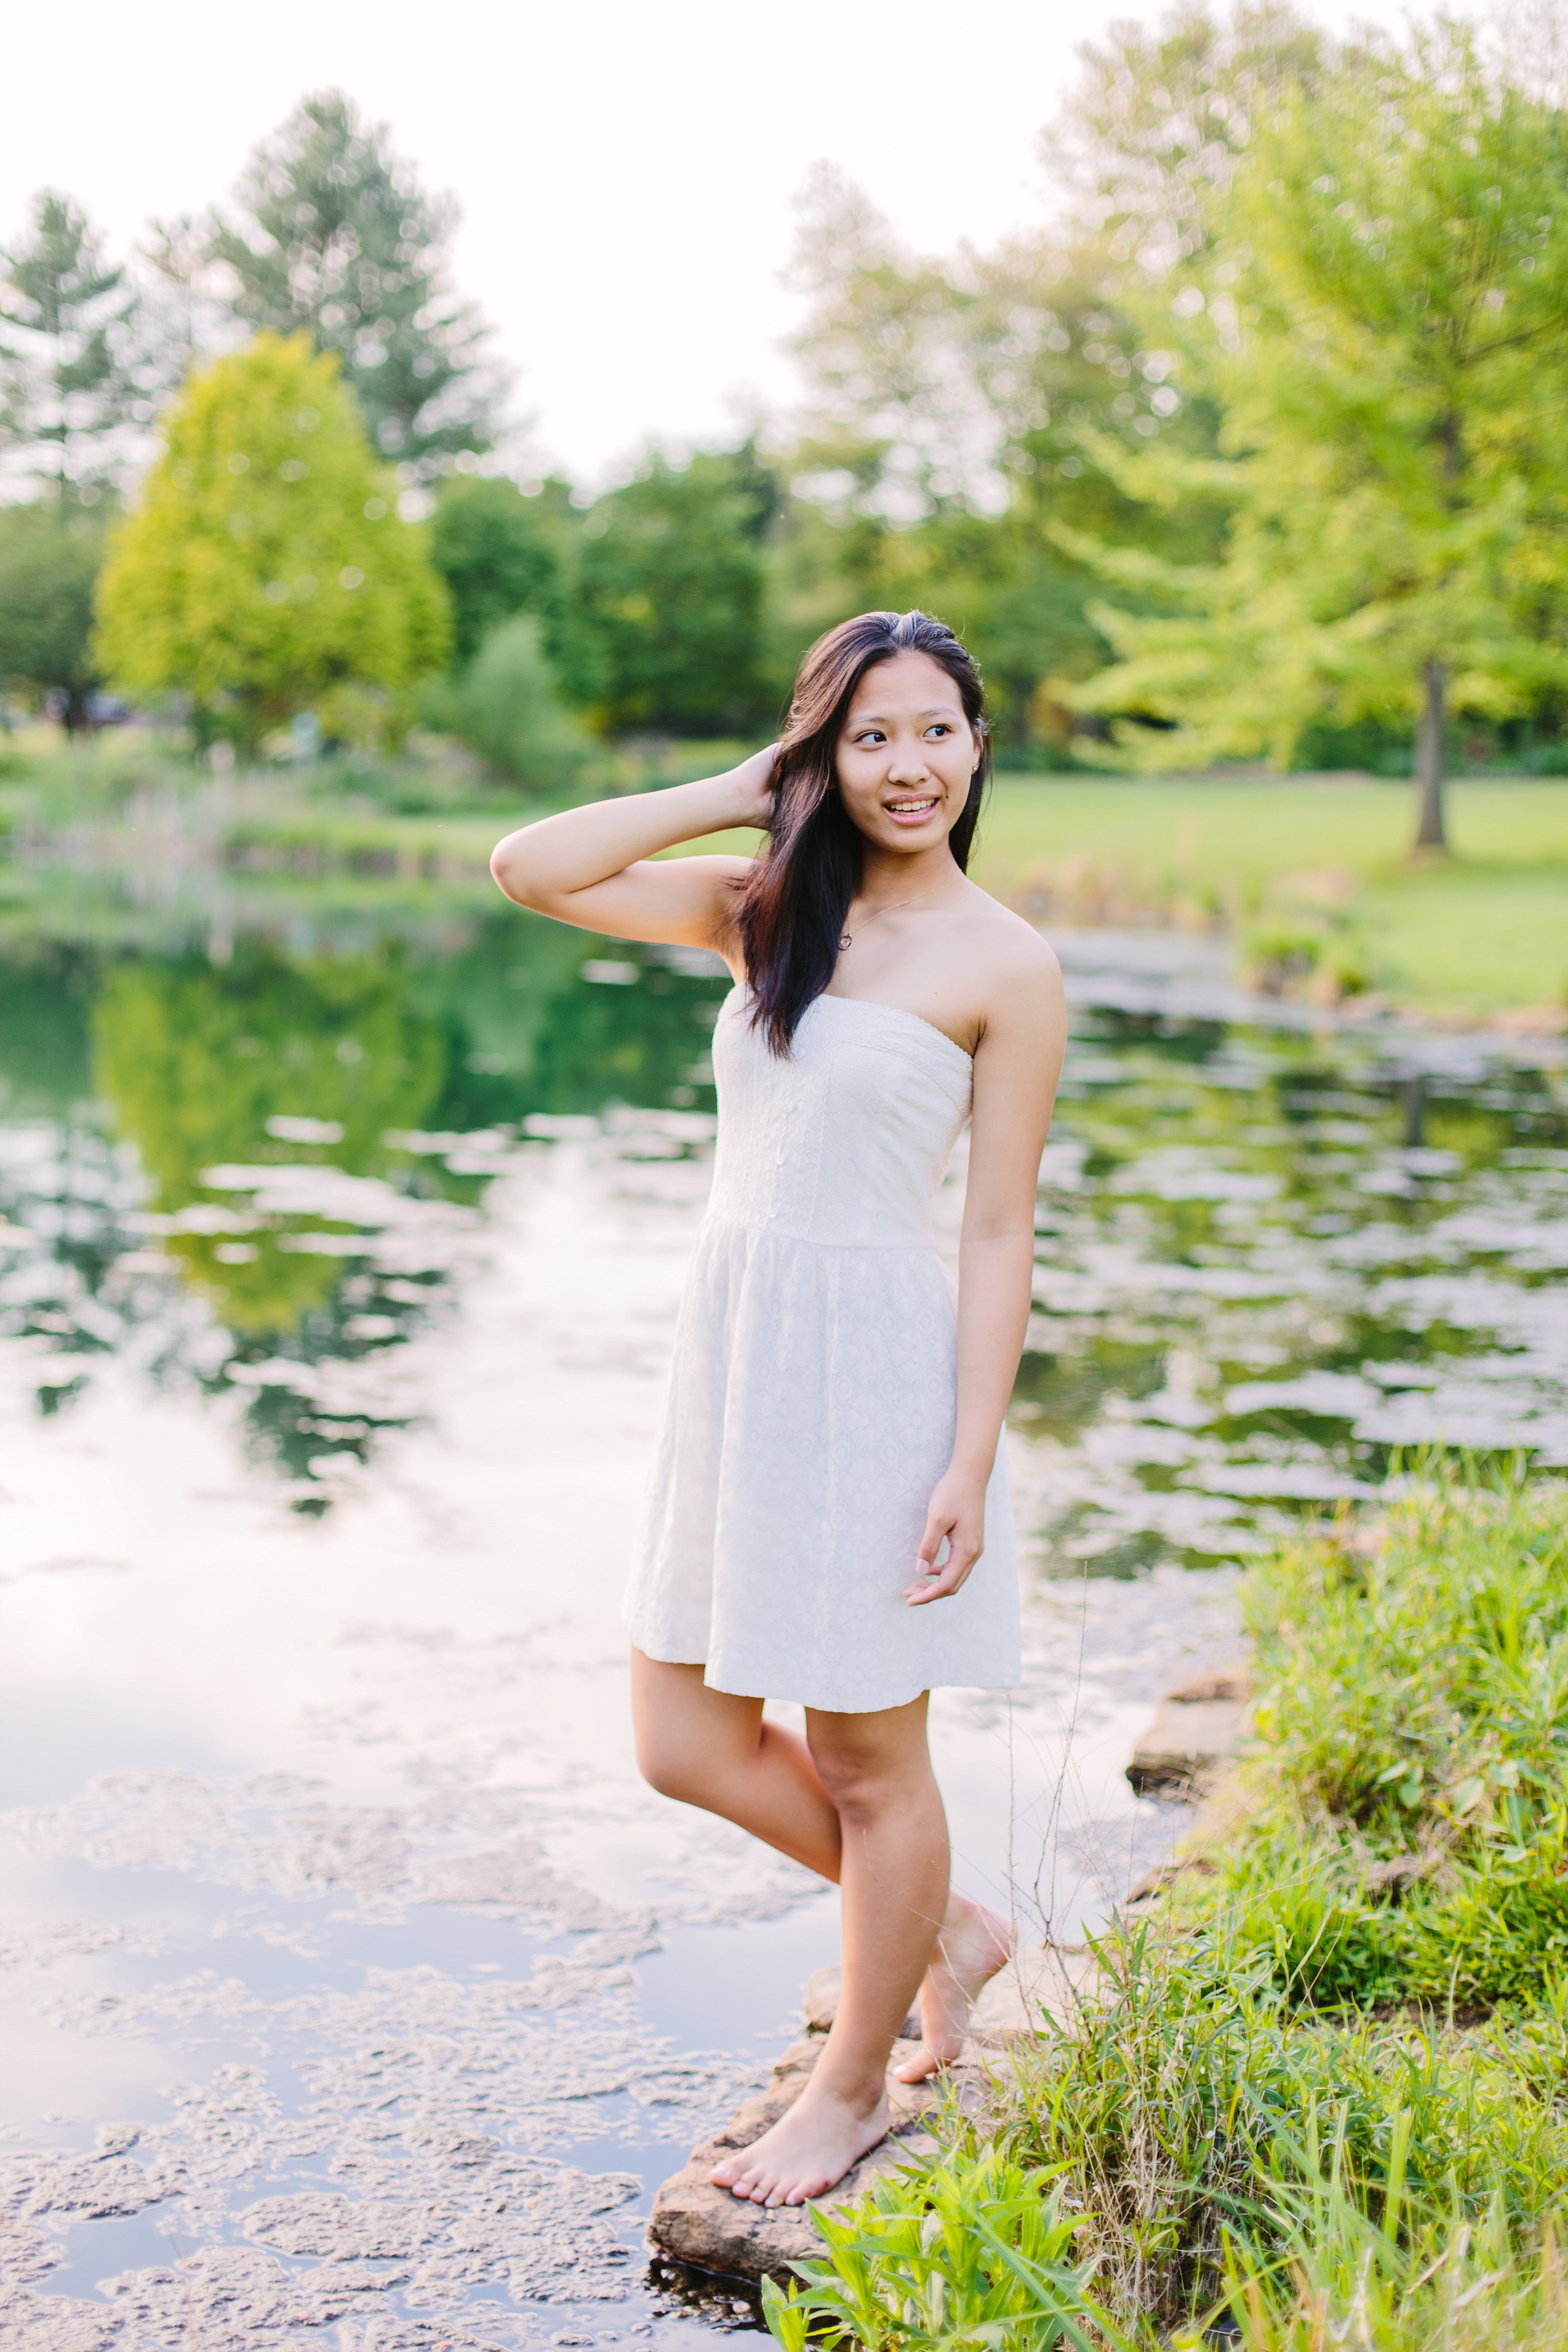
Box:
491, 609, 1065, 2209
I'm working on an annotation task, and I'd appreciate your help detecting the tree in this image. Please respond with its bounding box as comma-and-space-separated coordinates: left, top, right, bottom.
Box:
0, 192, 140, 507
135, 213, 250, 391
428, 474, 568, 667
1067, 22, 1568, 849
0, 501, 108, 730
419, 614, 589, 788
780, 170, 1226, 751
207, 92, 504, 473
1055, 4, 1324, 283
571, 444, 777, 735
95, 331, 451, 748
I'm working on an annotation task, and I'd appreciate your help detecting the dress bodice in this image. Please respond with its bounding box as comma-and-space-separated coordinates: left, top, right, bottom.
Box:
704, 987, 973, 1249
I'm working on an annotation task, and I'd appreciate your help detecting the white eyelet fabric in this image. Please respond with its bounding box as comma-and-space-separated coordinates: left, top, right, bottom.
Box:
623, 987, 1021, 1714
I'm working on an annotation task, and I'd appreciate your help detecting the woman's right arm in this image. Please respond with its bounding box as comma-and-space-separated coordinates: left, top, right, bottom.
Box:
489, 745, 775, 953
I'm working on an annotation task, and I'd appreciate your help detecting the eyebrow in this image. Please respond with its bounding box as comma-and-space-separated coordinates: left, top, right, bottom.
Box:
848, 705, 962, 724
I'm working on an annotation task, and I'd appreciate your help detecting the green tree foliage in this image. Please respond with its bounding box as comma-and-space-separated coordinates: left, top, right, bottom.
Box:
428, 474, 568, 667
1058, 3, 1324, 281
419, 614, 589, 788
94, 331, 450, 747
0, 501, 108, 730
571, 444, 777, 735
207, 91, 502, 472
778, 169, 1227, 752
136, 212, 250, 392
1069, 21, 1568, 848
0, 192, 140, 507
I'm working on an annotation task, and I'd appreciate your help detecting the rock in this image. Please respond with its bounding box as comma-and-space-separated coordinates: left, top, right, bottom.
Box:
803, 1968, 917, 2039
647, 2035, 952, 2286
650, 1943, 1094, 2286
968, 1943, 1098, 2042
1127, 1664, 1252, 1797
804, 1944, 1095, 2053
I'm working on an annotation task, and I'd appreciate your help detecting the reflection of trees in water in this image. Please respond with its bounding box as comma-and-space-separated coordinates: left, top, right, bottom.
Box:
405, 913, 728, 1130
73, 919, 728, 1504
91, 949, 447, 1333
83, 919, 728, 1342
0, 943, 94, 1116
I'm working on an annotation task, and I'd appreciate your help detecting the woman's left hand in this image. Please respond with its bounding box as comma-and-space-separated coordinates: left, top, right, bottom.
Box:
905, 1468, 987, 1605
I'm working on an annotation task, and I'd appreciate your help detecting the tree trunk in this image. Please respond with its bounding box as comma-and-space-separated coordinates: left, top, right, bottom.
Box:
1414, 657, 1448, 853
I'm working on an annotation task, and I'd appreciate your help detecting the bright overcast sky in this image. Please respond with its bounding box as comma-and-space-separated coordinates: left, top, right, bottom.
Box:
6, 0, 1419, 487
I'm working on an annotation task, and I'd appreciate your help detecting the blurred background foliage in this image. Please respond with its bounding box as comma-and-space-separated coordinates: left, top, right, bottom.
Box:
6, 15, 1568, 846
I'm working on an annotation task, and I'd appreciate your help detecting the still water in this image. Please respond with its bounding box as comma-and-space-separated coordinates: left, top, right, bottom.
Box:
1, 878, 1564, 2349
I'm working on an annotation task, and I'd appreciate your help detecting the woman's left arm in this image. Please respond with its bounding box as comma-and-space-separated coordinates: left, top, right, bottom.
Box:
906, 935, 1066, 1605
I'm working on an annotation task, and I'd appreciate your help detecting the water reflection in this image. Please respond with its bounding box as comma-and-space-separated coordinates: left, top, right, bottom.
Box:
0, 917, 731, 1507
0, 886, 1564, 2347
1012, 1011, 1568, 1575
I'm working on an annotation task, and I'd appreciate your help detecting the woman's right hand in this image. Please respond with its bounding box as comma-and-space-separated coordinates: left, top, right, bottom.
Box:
727, 743, 779, 828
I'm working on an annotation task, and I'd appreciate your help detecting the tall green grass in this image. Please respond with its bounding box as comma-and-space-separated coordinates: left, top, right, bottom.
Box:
1184, 1470, 1568, 2012
766, 1469, 1568, 2352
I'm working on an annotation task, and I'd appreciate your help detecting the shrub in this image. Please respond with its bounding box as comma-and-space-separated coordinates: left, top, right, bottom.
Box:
419, 615, 589, 791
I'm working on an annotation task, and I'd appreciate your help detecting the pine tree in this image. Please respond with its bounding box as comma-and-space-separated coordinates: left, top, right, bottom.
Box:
0, 192, 139, 508
207, 92, 503, 474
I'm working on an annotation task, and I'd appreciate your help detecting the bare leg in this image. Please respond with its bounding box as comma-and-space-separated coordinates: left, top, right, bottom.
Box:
631, 1651, 841, 1878
708, 1697, 946, 2206
631, 1655, 1014, 2201
891, 1895, 1017, 2082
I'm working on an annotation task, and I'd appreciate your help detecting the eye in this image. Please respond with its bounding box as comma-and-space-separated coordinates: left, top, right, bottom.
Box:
925, 723, 953, 739
852, 728, 885, 746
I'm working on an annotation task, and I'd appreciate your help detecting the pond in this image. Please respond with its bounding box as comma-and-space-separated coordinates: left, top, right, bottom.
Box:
1, 874, 1564, 2349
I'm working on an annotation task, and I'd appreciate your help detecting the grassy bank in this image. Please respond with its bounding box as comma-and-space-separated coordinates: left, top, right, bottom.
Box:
4, 737, 1566, 1020
768, 1469, 1568, 2351
676, 775, 1568, 1022
973, 779, 1568, 1020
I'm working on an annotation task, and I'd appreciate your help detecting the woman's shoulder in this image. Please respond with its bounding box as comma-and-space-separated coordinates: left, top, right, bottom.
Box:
953, 886, 1063, 994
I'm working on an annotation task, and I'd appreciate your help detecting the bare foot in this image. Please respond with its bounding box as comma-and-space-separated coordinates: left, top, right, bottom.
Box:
708, 2076, 890, 2207
892, 1895, 1016, 2082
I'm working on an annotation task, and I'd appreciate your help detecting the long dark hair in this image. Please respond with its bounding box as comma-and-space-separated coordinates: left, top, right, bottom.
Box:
729, 609, 991, 1055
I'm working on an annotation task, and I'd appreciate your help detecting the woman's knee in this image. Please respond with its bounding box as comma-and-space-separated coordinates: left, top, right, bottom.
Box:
630, 1655, 750, 1804
634, 1724, 707, 1803
808, 1736, 914, 1824
807, 1697, 934, 1819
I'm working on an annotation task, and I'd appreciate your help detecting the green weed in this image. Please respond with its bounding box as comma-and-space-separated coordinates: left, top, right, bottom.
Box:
761, 2142, 1121, 2352
1183, 1467, 1568, 2011
766, 1469, 1568, 2352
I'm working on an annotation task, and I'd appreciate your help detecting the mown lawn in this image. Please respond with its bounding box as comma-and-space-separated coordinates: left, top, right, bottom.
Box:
971, 777, 1568, 1015
7, 737, 1565, 1016
667, 776, 1568, 1015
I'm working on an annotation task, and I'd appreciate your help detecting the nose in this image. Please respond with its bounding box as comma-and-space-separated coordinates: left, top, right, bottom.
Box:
884, 744, 930, 785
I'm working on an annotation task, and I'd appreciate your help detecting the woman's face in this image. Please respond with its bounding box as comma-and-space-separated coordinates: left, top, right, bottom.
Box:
833, 651, 980, 857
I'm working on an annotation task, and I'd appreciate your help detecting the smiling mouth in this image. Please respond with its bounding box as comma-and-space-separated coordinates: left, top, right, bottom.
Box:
885, 796, 938, 819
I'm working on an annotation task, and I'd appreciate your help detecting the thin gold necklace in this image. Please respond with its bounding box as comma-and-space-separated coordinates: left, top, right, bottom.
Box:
839, 887, 946, 953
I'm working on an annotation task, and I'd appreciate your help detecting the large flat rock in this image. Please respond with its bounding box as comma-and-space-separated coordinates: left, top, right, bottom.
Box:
1127, 1666, 1252, 1797
804, 1942, 1097, 2052
649, 1947, 1094, 2285
647, 2034, 956, 2285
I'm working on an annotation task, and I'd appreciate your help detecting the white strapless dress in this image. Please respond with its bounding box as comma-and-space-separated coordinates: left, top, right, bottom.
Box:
622, 986, 1021, 1714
